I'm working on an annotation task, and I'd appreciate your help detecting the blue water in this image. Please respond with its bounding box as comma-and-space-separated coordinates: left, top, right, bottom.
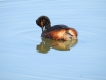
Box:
0, 0, 106, 80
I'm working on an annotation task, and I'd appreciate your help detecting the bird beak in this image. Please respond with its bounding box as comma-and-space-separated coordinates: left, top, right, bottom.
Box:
40, 21, 45, 32
41, 27, 43, 32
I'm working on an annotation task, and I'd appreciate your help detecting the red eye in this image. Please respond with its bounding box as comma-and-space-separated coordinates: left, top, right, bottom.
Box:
40, 21, 44, 27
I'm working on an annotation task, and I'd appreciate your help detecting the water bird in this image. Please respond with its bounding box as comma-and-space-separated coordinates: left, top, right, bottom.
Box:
36, 15, 77, 40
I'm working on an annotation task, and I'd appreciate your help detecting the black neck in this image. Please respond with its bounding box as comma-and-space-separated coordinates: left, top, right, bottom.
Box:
45, 24, 51, 30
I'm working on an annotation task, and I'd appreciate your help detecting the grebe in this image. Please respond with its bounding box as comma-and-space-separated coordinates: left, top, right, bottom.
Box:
36, 15, 77, 40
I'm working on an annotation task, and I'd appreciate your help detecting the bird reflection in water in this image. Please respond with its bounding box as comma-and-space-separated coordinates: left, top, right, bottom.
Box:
36, 38, 78, 54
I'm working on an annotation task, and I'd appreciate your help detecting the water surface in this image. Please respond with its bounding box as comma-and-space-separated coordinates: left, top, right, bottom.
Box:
0, 0, 106, 80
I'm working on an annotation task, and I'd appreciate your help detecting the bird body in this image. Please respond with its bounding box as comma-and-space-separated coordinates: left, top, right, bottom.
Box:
36, 16, 77, 40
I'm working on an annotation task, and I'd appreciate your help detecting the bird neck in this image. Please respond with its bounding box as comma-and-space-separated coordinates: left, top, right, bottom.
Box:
45, 24, 51, 30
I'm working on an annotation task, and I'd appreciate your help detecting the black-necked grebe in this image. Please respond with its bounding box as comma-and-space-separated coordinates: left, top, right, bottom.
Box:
36, 15, 77, 40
